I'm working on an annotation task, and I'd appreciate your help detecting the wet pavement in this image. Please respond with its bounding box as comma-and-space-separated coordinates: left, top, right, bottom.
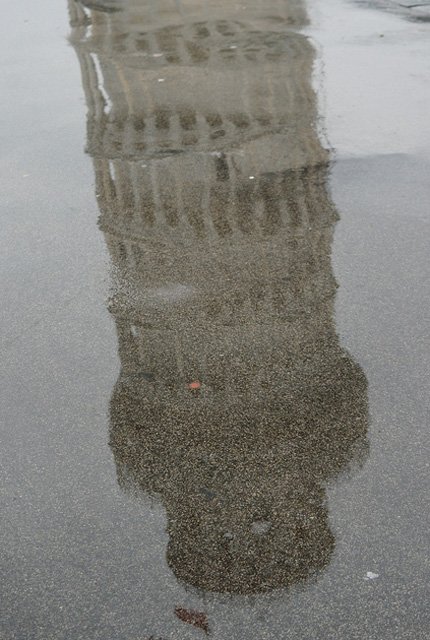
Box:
354, 0, 430, 21
1, 1, 429, 639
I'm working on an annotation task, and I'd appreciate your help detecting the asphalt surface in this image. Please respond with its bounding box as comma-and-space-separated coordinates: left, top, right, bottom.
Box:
1, 1, 429, 638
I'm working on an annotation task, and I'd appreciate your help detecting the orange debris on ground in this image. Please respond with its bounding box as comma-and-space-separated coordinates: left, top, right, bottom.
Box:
188, 381, 202, 390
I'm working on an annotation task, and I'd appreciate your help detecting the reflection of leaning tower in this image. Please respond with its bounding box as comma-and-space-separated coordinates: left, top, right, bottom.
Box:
70, 0, 368, 595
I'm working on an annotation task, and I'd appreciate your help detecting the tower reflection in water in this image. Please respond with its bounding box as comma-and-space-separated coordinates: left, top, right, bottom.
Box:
70, 0, 368, 595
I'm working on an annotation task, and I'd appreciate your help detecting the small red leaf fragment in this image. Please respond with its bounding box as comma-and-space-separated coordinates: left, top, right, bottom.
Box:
188, 381, 201, 390
175, 607, 209, 634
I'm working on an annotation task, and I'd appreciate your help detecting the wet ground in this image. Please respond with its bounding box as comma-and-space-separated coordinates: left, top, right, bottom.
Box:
1, 0, 429, 638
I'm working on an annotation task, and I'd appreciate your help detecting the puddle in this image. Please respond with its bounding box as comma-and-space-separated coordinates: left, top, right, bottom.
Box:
1, 1, 429, 639
74, 0, 368, 605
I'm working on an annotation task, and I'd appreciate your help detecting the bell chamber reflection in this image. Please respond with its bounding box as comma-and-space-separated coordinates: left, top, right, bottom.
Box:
69, 0, 369, 595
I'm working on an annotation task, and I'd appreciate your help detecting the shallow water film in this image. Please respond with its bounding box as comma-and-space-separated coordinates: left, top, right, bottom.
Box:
1, 1, 429, 639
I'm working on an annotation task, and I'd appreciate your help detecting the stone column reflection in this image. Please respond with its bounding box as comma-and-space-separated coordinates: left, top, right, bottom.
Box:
69, 0, 369, 595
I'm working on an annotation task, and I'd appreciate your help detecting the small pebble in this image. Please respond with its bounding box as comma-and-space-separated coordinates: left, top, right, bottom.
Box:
364, 571, 379, 580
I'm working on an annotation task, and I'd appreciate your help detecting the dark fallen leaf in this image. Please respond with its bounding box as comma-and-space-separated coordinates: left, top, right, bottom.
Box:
175, 607, 209, 634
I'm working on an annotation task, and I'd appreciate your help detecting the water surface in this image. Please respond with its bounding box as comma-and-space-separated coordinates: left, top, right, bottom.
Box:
1, 1, 429, 638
